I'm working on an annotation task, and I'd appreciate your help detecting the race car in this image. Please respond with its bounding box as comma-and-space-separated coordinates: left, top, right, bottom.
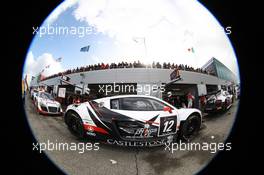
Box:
64, 95, 202, 146
204, 90, 232, 113
34, 91, 63, 115
224, 90, 233, 102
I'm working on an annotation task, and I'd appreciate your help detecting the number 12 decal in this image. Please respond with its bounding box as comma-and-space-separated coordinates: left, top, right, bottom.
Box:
159, 116, 177, 136
163, 120, 174, 132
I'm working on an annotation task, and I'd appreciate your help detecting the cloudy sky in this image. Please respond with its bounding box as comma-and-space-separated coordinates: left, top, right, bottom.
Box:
24, 0, 240, 82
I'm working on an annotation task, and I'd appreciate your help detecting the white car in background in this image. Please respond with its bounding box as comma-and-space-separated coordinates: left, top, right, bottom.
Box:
64, 95, 202, 146
35, 91, 62, 115
205, 90, 233, 113
223, 90, 233, 102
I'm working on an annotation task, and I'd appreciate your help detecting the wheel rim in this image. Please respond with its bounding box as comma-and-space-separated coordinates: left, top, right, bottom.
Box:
70, 117, 83, 137
186, 118, 198, 136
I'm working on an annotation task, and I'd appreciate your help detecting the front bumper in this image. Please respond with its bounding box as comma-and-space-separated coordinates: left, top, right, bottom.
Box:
204, 103, 223, 113
37, 105, 63, 115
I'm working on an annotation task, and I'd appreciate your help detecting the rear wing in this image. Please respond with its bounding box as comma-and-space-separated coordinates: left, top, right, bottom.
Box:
206, 90, 221, 98
165, 76, 182, 87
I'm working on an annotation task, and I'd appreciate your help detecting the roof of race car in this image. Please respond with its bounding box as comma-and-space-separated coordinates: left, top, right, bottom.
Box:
91, 94, 177, 109
93, 94, 162, 102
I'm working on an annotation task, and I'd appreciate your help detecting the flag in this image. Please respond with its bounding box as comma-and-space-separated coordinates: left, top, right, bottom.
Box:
56, 57, 62, 62
80, 45, 90, 52
133, 37, 145, 44
188, 47, 195, 53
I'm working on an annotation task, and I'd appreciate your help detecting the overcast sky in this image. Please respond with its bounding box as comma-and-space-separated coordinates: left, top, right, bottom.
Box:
24, 0, 240, 82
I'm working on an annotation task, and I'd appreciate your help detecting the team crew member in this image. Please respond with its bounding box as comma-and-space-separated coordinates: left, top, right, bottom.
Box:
187, 92, 195, 108
199, 95, 207, 112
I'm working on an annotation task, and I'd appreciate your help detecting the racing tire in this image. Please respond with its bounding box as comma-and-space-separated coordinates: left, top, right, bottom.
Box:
179, 115, 201, 142
222, 101, 228, 112
66, 112, 85, 139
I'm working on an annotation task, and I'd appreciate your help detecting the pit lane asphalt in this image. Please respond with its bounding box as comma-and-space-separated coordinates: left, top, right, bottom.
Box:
25, 95, 239, 175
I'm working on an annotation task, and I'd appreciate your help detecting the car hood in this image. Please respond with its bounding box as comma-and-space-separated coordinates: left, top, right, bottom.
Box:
40, 99, 60, 106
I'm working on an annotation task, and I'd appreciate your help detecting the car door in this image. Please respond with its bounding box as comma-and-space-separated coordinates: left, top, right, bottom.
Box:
148, 98, 178, 136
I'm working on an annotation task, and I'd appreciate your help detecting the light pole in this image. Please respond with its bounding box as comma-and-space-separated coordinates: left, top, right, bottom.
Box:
133, 37, 149, 65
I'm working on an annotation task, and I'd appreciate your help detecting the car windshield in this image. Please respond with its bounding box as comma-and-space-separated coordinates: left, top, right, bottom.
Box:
207, 95, 216, 101
40, 93, 54, 100
111, 97, 170, 111
121, 98, 154, 111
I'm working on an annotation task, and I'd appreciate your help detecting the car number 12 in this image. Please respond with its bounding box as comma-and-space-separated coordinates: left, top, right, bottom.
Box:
159, 116, 177, 136
163, 120, 174, 132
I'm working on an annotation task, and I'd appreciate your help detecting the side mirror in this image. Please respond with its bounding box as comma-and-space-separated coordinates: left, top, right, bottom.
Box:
163, 106, 172, 113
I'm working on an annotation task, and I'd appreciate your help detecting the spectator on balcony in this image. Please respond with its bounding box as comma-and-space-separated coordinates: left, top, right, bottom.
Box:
40, 60, 213, 81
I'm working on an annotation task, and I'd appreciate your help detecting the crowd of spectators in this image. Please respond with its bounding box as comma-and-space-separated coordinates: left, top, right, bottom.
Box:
42, 60, 215, 81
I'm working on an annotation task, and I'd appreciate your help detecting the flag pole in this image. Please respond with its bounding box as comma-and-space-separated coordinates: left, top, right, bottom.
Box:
143, 37, 150, 68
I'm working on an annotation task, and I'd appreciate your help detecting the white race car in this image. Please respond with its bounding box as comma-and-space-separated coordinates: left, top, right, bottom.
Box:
64, 95, 202, 146
205, 90, 233, 113
223, 91, 233, 102
35, 91, 62, 115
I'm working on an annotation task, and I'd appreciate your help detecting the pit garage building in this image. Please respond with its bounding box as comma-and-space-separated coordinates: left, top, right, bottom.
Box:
30, 58, 239, 108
